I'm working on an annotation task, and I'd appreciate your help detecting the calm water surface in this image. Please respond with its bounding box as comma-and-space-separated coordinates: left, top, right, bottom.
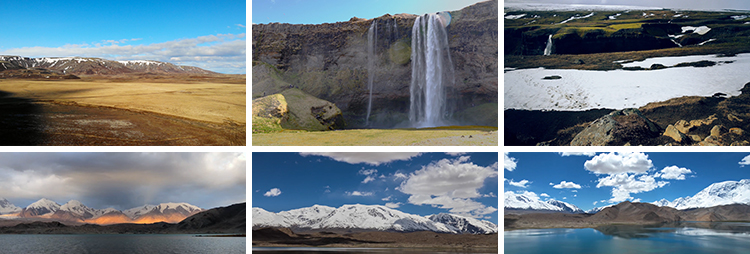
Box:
506, 222, 750, 254
0, 234, 245, 254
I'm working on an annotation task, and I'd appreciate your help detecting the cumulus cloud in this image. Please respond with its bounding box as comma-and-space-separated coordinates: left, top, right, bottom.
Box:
0, 153, 246, 210
264, 188, 282, 197
540, 193, 550, 197
393, 173, 408, 179
507, 179, 531, 188
362, 176, 376, 184
597, 173, 668, 203
300, 153, 421, 166
399, 156, 498, 218
445, 152, 467, 156
740, 155, 750, 167
655, 166, 693, 180
584, 152, 653, 174
0, 34, 246, 74
385, 202, 401, 208
552, 181, 582, 189
359, 169, 378, 175
346, 191, 373, 196
504, 153, 517, 171
381, 196, 393, 201
559, 152, 596, 157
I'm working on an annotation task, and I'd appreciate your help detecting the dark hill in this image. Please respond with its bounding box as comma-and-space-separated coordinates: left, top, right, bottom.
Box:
176, 202, 245, 233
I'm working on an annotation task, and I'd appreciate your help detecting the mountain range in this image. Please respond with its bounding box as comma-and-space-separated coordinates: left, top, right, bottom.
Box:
0, 55, 216, 76
506, 179, 750, 214
0, 198, 202, 225
252, 204, 498, 234
0, 202, 246, 234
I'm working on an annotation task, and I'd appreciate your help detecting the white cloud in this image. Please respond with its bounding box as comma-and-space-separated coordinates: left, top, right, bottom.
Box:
656, 166, 693, 180
483, 192, 496, 197
504, 152, 517, 171
381, 195, 393, 201
507, 179, 531, 188
540, 193, 550, 197
393, 173, 408, 179
359, 169, 378, 175
385, 202, 402, 208
236, 24, 246, 28
552, 181, 582, 189
0, 34, 246, 74
399, 156, 498, 218
559, 152, 596, 157
264, 188, 281, 197
571, 190, 578, 192
346, 191, 373, 196
362, 176, 376, 184
597, 173, 668, 203
299, 153, 421, 166
584, 152, 653, 174
740, 155, 750, 167
445, 152, 467, 156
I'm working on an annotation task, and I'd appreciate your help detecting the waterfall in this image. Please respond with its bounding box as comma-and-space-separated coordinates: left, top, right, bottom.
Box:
366, 20, 377, 126
544, 34, 553, 56
409, 12, 454, 128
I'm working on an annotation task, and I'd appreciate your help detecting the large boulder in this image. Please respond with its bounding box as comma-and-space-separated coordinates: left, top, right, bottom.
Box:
279, 89, 346, 131
570, 108, 663, 146
252, 94, 288, 133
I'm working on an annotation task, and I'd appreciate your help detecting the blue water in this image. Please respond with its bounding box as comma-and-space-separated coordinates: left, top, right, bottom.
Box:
0, 234, 245, 254
506, 222, 750, 254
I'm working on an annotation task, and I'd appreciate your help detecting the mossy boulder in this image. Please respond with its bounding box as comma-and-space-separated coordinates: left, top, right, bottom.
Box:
252, 94, 288, 133
279, 89, 346, 131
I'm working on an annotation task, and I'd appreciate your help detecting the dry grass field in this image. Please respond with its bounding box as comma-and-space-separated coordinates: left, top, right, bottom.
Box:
0, 75, 245, 145
252, 126, 497, 146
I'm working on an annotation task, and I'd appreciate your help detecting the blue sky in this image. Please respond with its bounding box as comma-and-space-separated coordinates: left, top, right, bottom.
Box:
252, 152, 499, 223
252, 0, 486, 24
0, 0, 246, 74
505, 152, 750, 211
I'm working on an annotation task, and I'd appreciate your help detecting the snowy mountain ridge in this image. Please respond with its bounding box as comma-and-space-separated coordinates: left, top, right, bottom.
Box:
504, 191, 584, 213
0, 198, 22, 215
652, 179, 750, 210
252, 204, 498, 234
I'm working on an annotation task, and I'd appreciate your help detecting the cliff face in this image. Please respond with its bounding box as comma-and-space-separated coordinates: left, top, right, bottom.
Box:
252, 0, 498, 127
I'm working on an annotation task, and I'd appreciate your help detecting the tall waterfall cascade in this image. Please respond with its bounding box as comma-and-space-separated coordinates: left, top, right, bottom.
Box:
544, 34, 553, 55
366, 20, 377, 126
409, 12, 454, 128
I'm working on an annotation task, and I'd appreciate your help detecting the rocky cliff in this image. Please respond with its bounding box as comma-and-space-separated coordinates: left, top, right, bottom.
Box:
252, 0, 497, 127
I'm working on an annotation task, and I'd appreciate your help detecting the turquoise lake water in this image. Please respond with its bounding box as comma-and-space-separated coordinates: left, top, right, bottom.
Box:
505, 222, 750, 254
0, 234, 245, 254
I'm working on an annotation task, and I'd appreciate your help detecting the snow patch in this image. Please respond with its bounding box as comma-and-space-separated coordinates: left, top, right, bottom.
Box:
505, 14, 526, 19
505, 54, 750, 111
682, 26, 711, 35
559, 12, 595, 24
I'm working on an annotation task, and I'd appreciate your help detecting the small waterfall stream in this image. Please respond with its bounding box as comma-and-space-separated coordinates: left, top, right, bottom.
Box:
366, 20, 377, 126
544, 34, 553, 55
409, 12, 454, 128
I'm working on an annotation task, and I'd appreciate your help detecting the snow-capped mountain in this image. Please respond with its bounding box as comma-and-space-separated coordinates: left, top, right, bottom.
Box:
0, 198, 22, 215
21, 198, 61, 217
586, 204, 615, 214
505, 191, 584, 213
123, 203, 202, 219
0, 55, 216, 75
252, 204, 498, 234
13, 199, 202, 224
428, 213, 498, 234
653, 179, 750, 210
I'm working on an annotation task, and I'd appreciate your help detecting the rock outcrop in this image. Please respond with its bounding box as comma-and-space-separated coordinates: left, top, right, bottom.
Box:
253, 89, 346, 132
252, 0, 498, 127
570, 108, 663, 146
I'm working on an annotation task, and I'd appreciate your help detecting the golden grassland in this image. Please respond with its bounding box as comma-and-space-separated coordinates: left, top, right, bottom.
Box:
0, 76, 245, 125
252, 126, 497, 146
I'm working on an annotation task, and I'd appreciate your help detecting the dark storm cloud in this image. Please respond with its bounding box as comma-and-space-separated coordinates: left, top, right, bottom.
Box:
0, 153, 246, 210
505, 0, 750, 10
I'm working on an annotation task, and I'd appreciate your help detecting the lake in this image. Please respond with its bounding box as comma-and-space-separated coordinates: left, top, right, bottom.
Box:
505, 222, 750, 254
0, 234, 245, 254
